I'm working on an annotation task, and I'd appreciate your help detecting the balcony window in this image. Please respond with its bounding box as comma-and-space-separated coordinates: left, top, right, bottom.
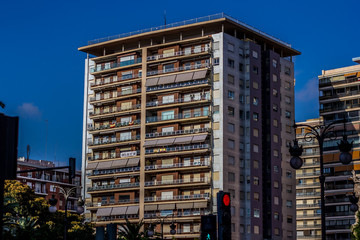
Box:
184, 158, 191, 166
163, 64, 175, 73
104, 77, 110, 83
214, 58, 219, 66
161, 110, 174, 120
253, 97, 259, 106
121, 86, 132, 95
194, 45, 202, 53
195, 61, 202, 69
162, 127, 174, 133
95, 93, 101, 101
161, 175, 173, 184
184, 94, 191, 102
161, 191, 173, 200
184, 47, 191, 55
121, 101, 132, 110
163, 49, 175, 58
194, 108, 201, 117
228, 106, 234, 116
183, 110, 191, 118
120, 132, 131, 141
254, 209, 260, 218
162, 95, 174, 104
122, 71, 134, 80
228, 91, 234, 100
160, 210, 173, 217
162, 158, 173, 167
194, 157, 201, 165
184, 62, 191, 70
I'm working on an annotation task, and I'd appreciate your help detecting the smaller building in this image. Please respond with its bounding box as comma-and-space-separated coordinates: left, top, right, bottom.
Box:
16, 157, 81, 211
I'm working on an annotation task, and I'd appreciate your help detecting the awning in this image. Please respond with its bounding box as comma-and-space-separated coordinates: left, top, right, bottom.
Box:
174, 136, 193, 145
111, 206, 127, 216
158, 204, 175, 210
144, 140, 157, 147
158, 75, 176, 85
156, 138, 175, 146
191, 134, 207, 143
96, 207, 112, 217
86, 162, 98, 170
146, 77, 159, 87
96, 161, 113, 170
126, 205, 139, 214
176, 203, 193, 209
144, 204, 158, 211
192, 70, 207, 80
112, 159, 127, 168
193, 202, 208, 208
175, 72, 194, 82
126, 158, 140, 167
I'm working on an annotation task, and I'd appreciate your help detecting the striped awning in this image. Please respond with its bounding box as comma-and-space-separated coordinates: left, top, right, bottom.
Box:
111, 207, 127, 216
96, 161, 113, 170
126, 205, 139, 214
86, 162, 98, 170
96, 207, 112, 217
146, 77, 159, 87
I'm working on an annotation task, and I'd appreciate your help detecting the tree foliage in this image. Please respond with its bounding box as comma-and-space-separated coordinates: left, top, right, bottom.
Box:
2, 180, 95, 240
352, 211, 360, 239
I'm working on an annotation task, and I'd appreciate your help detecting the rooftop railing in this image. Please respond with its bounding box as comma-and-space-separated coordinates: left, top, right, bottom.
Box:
146, 79, 209, 92
147, 63, 209, 76
95, 214, 139, 222
87, 13, 291, 47
145, 144, 210, 155
90, 58, 142, 73
296, 171, 321, 177
146, 127, 210, 139
147, 47, 210, 61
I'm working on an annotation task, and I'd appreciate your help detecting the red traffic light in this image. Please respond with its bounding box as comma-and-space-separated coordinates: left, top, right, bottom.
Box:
222, 193, 230, 206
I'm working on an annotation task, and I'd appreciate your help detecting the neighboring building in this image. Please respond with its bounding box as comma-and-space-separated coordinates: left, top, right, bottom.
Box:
17, 157, 81, 211
79, 13, 300, 239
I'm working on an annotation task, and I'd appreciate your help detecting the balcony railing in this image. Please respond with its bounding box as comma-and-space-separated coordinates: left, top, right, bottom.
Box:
325, 184, 353, 190
325, 211, 355, 217
297, 213, 322, 218
88, 120, 141, 131
147, 79, 210, 92
144, 193, 209, 202
296, 171, 321, 177
88, 135, 140, 146
146, 95, 210, 108
297, 182, 321, 187
144, 210, 210, 219
89, 104, 141, 117
297, 224, 322, 229
91, 73, 142, 88
296, 192, 321, 197
297, 203, 320, 208
88, 150, 140, 161
89, 166, 140, 176
144, 177, 209, 187
91, 58, 142, 73
95, 214, 139, 222
89, 89, 141, 103
147, 63, 210, 76
146, 112, 210, 123
87, 198, 140, 207
145, 144, 210, 155
145, 161, 210, 171
88, 182, 140, 192
147, 47, 210, 61
146, 127, 210, 139
319, 76, 359, 88
297, 235, 322, 239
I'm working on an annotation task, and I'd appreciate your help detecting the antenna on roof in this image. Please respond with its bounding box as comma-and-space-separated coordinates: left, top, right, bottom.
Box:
26, 145, 30, 162
164, 10, 167, 27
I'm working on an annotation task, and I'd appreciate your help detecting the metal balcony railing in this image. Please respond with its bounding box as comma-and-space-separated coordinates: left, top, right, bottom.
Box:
89, 89, 141, 102
325, 184, 354, 190
89, 104, 141, 117
146, 95, 210, 108
88, 182, 140, 192
297, 224, 322, 229
88, 150, 140, 161
296, 203, 320, 208
87, 198, 140, 207
145, 127, 210, 139
297, 213, 322, 218
145, 144, 210, 155
88, 119, 141, 131
145, 161, 210, 171
144, 193, 209, 202
91, 73, 142, 88
144, 177, 209, 187
89, 166, 140, 176
144, 210, 210, 219
146, 112, 210, 123
95, 214, 139, 222
88, 135, 140, 146
147, 47, 210, 61
147, 63, 210, 76
91, 58, 142, 73
296, 172, 321, 177
296, 192, 321, 197
297, 182, 321, 187
146, 79, 210, 92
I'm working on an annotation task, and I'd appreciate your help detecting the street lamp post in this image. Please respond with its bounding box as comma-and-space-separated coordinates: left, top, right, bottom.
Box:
289, 119, 353, 239
147, 214, 176, 240
48, 186, 84, 240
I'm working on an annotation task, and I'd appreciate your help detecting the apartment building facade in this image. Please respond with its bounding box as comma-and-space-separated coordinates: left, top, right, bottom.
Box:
79, 13, 300, 239
16, 157, 81, 211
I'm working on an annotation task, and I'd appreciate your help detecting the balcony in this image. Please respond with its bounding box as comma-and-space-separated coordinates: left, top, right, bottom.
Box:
145, 160, 210, 171
146, 79, 210, 93
297, 235, 322, 239
145, 144, 210, 156
87, 198, 140, 207
325, 184, 353, 190
87, 182, 140, 192
146, 112, 210, 123
89, 89, 141, 103
319, 77, 359, 88
147, 63, 210, 76
91, 58, 142, 73
88, 150, 140, 161
297, 182, 321, 188
95, 214, 139, 222
144, 177, 210, 187
297, 224, 322, 229
297, 213, 321, 218
146, 127, 210, 139
147, 47, 210, 61
90, 73, 142, 89
296, 192, 321, 197
297, 203, 320, 208
88, 120, 141, 132
144, 193, 209, 203
146, 95, 210, 109
89, 166, 140, 177
325, 211, 355, 217
296, 171, 321, 177
88, 135, 140, 148
144, 210, 210, 219
89, 104, 141, 118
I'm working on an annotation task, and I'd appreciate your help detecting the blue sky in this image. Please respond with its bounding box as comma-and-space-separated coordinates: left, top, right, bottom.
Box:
1, 0, 359, 168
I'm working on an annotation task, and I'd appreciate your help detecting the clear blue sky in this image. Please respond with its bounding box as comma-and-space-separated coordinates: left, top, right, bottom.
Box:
1, 0, 359, 168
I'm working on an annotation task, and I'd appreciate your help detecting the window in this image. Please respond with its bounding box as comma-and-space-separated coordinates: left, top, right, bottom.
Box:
284, 66, 291, 75
254, 209, 260, 218
228, 91, 234, 100
231, 206, 235, 216
253, 66, 259, 74
213, 42, 219, 50
228, 43, 234, 52
214, 58, 220, 65
253, 176, 259, 185
239, 110, 244, 119
231, 223, 235, 232
253, 112, 259, 121
274, 149, 279, 157
228, 156, 235, 165
163, 63, 175, 73
253, 81, 259, 89
286, 170, 292, 178
273, 119, 278, 127
252, 50, 258, 58
246, 80, 249, 88
239, 94, 244, 103
274, 212, 279, 220
273, 74, 278, 82
285, 81, 291, 90
254, 192, 259, 201
213, 73, 219, 81
274, 228, 279, 236
184, 62, 191, 70
228, 139, 235, 149
161, 191, 173, 200
274, 165, 279, 173
161, 110, 174, 120
274, 196, 279, 205
253, 128, 259, 137
120, 131, 131, 141
286, 185, 292, 193
227, 123, 235, 132
228, 172, 235, 182
287, 215, 293, 223
286, 200, 293, 208
228, 59, 235, 68
273, 134, 279, 143
253, 97, 259, 106
121, 101, 132, 110
162, 95, 174, 104
194, 45, 202, 53
253, 144, 259, 153
273, 104, 278, 112
273, 59, 277, 68
285, 111, 292, 118
254, 226, 259, 234
254, 160, 259, 169
239, 79, 244, 88
228, 106, 234, 116
239, 48, 244, 57
273, 89, 278, 97
162, 127, 174, 133
239, 126, 244, 136
274, 181, 279, 189
239, 63, 244, 72
286, 125, 292, 133
121, 86, 132, 94
285, 96, 291, 104
195, 60, 202, 69
183, 110, 191, 118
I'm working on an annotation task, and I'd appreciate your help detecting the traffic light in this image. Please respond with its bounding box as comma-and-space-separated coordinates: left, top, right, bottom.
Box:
349, 193, 359, 212
217, 191, 231, 240
68, 157, 76, 184
201, 215, 217, 240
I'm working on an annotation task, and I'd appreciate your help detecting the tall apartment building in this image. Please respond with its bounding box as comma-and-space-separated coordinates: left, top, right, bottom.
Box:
296, 57, 360, 239
79, 13, 300, 239
16, 157, 82, 211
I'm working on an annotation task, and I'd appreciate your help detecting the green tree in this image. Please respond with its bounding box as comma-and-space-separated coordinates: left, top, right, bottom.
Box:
117, 218, 159, 240
352, 211, 360, 239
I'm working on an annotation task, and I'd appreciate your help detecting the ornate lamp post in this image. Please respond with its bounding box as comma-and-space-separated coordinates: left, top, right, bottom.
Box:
147, 214, 176, 239
48, 186, 84, 240
289, 119, 353, 239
